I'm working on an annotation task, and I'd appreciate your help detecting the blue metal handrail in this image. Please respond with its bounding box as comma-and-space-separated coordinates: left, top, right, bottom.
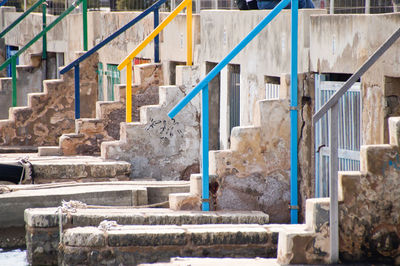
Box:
168, 0, 298, 218
0, 0, 9, 7
60, 0, 166, 119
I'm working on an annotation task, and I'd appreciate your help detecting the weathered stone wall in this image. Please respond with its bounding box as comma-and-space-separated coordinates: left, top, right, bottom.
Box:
209, 74, 314, 224
330, 117, 400, 263
0, 77, 12, 119
0, 52, 97, 147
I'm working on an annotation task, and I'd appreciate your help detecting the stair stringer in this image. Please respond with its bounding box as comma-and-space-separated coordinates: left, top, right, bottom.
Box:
278, 116, 400, 264
58, 63, 163, 156
0, 51, 98, 147
101, 85, 201, 180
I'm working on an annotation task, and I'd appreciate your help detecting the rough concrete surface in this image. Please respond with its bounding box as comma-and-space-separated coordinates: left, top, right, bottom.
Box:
102, 85, 201, 180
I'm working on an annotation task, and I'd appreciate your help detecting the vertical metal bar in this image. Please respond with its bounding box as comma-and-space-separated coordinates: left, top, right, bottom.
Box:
83, 0, 88, 51
315, 75, 319, 197
74, 65, 80, 119
202, 85, 210, 211
330, 102, 339, 263
365, 0, 370, 13
186, 0, 192, 66
42, 2, 47, 60
11, 57, 17, 107
154, 8, 160, 63
126, 61, 132, 122
290, 0, 298, 224
330, 0, 334, 14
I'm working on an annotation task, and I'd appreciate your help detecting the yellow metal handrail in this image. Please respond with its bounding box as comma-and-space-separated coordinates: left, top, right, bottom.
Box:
118, 0, 192, 122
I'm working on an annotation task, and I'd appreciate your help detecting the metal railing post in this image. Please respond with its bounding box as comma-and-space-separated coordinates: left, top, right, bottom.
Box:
83, 0, 88, 51
126, 61, 132, 122
365, 0, 370, 13
290, 0, 299, 224
74, 65, 80, 119
202, 85, 210, 211
329, 102, 339, 263
154, 8, 160, 63
42, 2, 47, 83
186, 0, 192, 65
11, 57, 16, 107
42, 2, 47, 60
168, 0, 290, 211
330, 0, 334, 14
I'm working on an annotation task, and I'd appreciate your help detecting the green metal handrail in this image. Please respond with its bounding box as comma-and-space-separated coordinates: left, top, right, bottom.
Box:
0, 0, 46, 39
0, 0, 87, 107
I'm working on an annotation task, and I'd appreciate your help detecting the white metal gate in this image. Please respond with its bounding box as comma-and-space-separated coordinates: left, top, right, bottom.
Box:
315, 75, 362, 197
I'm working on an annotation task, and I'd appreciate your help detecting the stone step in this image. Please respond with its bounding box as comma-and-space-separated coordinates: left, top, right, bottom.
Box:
60, 223, 278, 266
26, 208, 268, 265
276, 198, 330, 264
0, 146, 38, 153
139, 257, 280, 266
0, 180, 189, 250
0, 153, 131, 183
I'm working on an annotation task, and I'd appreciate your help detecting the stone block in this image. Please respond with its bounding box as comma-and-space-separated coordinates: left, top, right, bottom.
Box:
305, 198, 330, 232
169, 193, 201, 211
189, 174, 202, 196
38, 146, 61, 156
389, 116, 400, 146
277, 229, 329, 265
107, 226, 186, 247
25, 208, 68, 228
26, 226, 59, 265
184, 224, 268, 245
63, 227, 105, 247
360, 144, 397, 174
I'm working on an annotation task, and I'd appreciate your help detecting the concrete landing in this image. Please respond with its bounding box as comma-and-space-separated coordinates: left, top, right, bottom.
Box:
0, 153, 131, 182
139, 257, 280, 266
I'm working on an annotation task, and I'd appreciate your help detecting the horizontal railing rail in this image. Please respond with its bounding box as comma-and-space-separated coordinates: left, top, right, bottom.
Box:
0, 0, 86, 107
118, 0, 192, 122
168, 0, 293, 217
313, 26, 400, 263
0, 0, 46, 39
60, 0, 166, 119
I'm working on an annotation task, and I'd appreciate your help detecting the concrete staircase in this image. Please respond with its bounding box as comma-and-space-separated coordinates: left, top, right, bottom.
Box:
0, 52, 57, 119
52, 63, 163, 156
101, 66, 201, 180
0, 51, 98, 149
275, 116, 400, 264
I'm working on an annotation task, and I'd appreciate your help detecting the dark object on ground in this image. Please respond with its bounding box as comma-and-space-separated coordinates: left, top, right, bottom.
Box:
0, 158, 34, 184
